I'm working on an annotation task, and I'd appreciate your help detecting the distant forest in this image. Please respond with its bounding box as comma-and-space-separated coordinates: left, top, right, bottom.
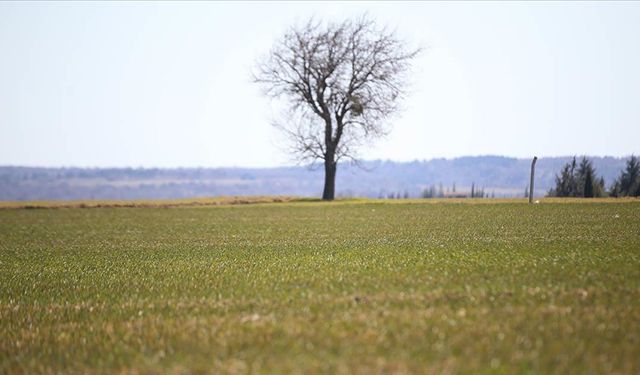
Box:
0, 156, 630, 201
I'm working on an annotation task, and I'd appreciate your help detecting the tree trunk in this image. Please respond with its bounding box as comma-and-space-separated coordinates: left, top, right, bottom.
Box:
322, 159, 337, 200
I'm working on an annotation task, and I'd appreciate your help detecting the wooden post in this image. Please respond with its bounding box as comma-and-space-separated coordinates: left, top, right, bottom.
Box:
529, 156, 537, 204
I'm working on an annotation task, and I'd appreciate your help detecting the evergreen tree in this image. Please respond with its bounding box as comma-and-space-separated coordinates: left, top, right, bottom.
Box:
551, 158, 575, 197
609, 156, 640, 197
595, 176, 606, 198
550, 156, 605, 198
620, 155, 640, 197
576, 157, 589, 196
584, 167, 594, 198
422, 186, 436, 199
577, 157, 597, 198
569, 157, 578, 197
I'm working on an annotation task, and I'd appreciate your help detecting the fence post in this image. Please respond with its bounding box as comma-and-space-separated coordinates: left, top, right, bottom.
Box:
529, 156, 538, 204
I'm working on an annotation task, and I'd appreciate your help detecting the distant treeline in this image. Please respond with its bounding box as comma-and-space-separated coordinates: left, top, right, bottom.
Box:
0, 156, 631, 201
419, 182, 489, 199
547, 156, 639, 198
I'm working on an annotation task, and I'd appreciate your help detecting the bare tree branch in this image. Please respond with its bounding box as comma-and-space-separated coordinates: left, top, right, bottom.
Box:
254, 16, 420, 199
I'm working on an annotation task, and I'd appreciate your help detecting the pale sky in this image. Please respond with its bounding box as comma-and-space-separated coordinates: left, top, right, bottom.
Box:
1, 1, 638, 168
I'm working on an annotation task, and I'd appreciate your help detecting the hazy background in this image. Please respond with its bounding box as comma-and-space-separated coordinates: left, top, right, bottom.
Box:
0, 157, 628, 200
1, 1, 639, 168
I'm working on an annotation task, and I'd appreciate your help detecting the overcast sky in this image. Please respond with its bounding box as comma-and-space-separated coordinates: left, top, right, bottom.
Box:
1, 1, 638, 168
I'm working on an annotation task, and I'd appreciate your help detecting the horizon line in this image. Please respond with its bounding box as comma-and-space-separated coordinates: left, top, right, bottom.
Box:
0, 154, 635, 170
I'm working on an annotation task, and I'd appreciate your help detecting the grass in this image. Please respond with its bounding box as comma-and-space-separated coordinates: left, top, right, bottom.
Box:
0, 195, 302, 209
1, 199, 639, 373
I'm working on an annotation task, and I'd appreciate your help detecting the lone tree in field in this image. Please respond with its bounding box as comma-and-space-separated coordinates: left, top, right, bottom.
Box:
254, 17, 420, 200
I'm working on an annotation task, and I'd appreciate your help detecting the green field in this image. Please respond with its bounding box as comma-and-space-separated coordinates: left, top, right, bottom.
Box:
1, 200, 639, 374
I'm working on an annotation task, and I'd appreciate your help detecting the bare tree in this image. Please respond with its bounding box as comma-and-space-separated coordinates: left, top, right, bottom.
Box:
254, 16, 420, 200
